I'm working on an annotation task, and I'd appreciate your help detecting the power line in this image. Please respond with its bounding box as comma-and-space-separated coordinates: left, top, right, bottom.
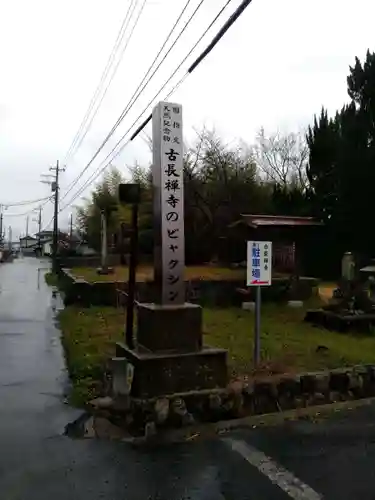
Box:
59, 0, 234, 210
0, 195, 52, 207
132, 0, 253, 139
40, 215, 54, 232
59, 0, 232, 212
60, 0, 250, 211
1, 194, 53, 221
102, 0, 234, 154
63, 0, 138, 165
188, 0, 253, 73
61, 0, 147, 197
60, 0, 203, 205
66, 0, 148, 170
4, 207, 45, 218
93, 0, 203, 162
63, 0, 143, 167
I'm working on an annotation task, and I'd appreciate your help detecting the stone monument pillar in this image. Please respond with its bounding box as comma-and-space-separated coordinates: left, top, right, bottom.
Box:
136, 102, 202, 351
115, 101, 227, 399
97, 209, 114, 275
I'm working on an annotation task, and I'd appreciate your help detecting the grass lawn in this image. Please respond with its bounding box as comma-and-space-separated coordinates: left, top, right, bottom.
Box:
59, 307, 124, 405
70, 265, 246, 283
44, 272, 59, 287
58, 301, 375, 406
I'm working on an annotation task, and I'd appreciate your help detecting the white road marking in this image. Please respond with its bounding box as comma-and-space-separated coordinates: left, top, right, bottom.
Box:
224, 438, 323, 500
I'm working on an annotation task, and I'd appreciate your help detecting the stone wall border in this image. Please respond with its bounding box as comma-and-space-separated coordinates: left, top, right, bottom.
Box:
59, 268, 318, 308
86, 364, 375, 441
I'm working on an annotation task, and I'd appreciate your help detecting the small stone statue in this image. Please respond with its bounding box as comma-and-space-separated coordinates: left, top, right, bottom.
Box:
326, 252, 375, 314
342, 252, 355, 281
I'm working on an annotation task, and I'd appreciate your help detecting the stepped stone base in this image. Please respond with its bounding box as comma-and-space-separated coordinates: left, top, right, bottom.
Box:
115, 341, 227, 398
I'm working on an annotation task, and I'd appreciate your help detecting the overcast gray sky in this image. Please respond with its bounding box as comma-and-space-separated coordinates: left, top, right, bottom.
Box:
0, 0, 373, 238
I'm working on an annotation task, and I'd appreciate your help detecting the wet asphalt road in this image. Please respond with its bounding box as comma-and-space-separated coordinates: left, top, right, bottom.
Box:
2, 257, 375, 499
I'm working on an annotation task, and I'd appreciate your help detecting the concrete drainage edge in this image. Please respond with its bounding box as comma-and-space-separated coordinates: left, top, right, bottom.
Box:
64, 412, 93, 438
77, 364, 375, 444
126, 396, 375, 447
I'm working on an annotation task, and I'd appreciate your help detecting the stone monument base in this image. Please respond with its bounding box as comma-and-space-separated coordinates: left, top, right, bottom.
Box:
115, 341, 227, 398
137, 302, 202, 352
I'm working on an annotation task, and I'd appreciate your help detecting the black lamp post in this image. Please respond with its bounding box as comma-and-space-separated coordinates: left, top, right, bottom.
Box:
118, 183, 142, 350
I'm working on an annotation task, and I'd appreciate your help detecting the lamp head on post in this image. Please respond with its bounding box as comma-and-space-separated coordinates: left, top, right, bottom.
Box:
118, 183, 142, 205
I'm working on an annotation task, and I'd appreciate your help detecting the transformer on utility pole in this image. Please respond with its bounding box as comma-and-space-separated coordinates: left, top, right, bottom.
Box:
42, 161, 65, 273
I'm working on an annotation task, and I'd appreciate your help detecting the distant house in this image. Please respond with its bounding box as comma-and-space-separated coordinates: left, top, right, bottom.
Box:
36, 230, 54, 243
36, 230, 62, 246
19, 236, 38, 251
34, 230, 53, 256
35, 230, 70, 256
42, 239, 52, 256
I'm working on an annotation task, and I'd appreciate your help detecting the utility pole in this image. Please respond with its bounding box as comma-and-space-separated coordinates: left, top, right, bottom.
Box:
8, 226, 12, 251
41, 162, 63, 272
49, 160, 65, 273
0, 204, 7, 248
69, 213, 73, 245
0, 210, 3, 248
38, 206, 42, 253
33, 206, 42, 255
52, 162, 59, 272
26, 216, 29, 238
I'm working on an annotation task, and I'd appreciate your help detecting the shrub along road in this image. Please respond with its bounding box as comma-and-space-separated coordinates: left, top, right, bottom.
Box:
1, 257, 375, 499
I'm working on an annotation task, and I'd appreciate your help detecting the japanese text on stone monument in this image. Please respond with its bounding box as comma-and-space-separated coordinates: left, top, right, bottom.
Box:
152, 102, 184, 304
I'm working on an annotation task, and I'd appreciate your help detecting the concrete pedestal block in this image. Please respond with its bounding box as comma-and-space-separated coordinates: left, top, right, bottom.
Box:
109, 357, 134, 396
115, 342, 227, 398
242, 301, 255, 311
137, 302, 202, 352
96, 266, 114, 275
288, 300, 304, 308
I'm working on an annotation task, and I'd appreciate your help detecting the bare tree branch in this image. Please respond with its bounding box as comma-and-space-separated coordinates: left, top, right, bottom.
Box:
252, 128, 309, 191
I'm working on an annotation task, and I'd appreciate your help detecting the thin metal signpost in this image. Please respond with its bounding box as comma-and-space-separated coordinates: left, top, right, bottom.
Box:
254, 285, 261, 364
247, 241, 272, 366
